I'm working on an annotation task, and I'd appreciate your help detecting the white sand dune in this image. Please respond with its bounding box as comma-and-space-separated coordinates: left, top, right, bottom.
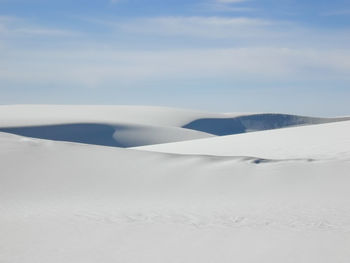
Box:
1, 106, 350, 263
0, 122, 214, 147
0, 105, 217, 146
136, 120, 350, 160
0, 105, 349, 147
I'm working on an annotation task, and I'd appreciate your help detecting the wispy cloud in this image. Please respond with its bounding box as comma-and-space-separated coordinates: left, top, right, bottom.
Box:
109, 0, 123, 4
83, 15, 349, 50
200, 4, 253, 12
322, 9, 350, 16
13, 28, 77, 37
1, 46, 349, 90
0, 15, 79, 37
0, 15, 17, 22
1, 13, 350, 96
216, 0, 247, 3
114, 16, 275, 39
200, 0, 253, 13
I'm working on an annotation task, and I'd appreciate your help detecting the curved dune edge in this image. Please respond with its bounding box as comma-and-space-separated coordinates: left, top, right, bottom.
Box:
135, 120, 350, 160
0, 105, 349, 147
1, 129, 350, 263
0, 123, 214, 148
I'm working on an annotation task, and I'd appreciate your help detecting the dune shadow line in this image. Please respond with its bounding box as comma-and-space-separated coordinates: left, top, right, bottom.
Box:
0, 123, 122, 147
183, 114, 350, 136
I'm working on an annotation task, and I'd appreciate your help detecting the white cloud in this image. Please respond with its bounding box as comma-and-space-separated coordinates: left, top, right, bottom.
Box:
322, 10, 350, 16
14, 27, 77, 36
0, 15, 17, 22
0, 23, 6, 33
1, 14, 350, 91
201, 4, 253, 12
199, 0, 252, 13
116, 16, 275, 39
1, 46, 349, 89
216, 0, 247, 3
0, 16, 78, 37
91, 15, 349, 50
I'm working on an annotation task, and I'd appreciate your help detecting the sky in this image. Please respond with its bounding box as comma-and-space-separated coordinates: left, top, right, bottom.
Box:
0, 0, 349, 116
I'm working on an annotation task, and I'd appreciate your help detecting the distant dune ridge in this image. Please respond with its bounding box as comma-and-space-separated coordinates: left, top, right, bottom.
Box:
1, 105, 350, 263
183, 113, 350, 135
0, 123, 213, 147
136, 120, 350, 160
0, 105, 349, 147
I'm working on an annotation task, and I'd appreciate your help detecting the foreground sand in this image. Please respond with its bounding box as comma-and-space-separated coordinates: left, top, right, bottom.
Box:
1, 106, 349, 262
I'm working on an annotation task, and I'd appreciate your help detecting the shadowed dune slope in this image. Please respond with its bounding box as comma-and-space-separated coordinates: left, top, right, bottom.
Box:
0, 106, 349, 147
0, 123, 213, 148
136, 120, 350, 160
183, 113, 350, 135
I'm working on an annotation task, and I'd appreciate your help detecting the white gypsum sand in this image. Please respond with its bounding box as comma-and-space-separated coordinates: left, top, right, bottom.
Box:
135, 120, 350, 160
0, 105, 348, 147
0, 106, 349, 263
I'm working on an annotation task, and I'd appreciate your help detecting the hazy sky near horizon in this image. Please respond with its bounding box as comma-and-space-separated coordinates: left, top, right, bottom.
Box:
0, 0, 349, 116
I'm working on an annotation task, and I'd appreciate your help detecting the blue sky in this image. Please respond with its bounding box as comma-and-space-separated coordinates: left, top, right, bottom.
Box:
0, 0, 349, 116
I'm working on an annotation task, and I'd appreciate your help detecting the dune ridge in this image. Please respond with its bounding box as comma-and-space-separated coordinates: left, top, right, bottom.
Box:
0, 105, 349, 147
